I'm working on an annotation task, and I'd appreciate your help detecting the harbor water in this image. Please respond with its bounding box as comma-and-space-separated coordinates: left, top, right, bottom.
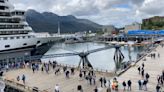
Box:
42, 42, 144, 71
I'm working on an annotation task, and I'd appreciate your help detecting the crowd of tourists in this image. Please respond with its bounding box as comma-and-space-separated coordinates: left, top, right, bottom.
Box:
1, 49, 164, 92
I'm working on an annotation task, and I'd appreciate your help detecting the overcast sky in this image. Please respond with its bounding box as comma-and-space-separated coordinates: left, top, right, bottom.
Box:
10, 0, 164, 27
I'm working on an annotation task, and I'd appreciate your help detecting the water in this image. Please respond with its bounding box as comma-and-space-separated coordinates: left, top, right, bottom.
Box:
42, 42, 143, 71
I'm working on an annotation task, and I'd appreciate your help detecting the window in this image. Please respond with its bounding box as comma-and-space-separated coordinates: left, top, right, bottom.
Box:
10, 37, 14, 39
23, 43, 27, 46
28, 36, 31, 38
37, 41, 40, 44
5, 45, 10, 48
22, 36, 25, 39
16, 36, 20, 39
3, 37, 7, 40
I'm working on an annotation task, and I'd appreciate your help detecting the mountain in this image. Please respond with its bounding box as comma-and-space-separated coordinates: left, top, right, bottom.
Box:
25, 9, 102, 33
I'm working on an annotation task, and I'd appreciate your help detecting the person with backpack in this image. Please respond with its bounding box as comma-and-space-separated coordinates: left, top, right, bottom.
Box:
122, 81, 126, 91
99, 77, 103, 87
127, 80, 132, 91
145, 73, 150, 82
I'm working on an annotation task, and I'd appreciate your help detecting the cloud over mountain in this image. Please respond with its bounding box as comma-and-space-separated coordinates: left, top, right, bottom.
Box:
10, 0, 163, 27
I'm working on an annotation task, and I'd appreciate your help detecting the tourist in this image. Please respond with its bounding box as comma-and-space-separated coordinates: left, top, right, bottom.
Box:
71, 67, 75, 75
55, 68, 60, 75
41, 65, 44, 72
138, 66, 141, 75
141, 69, 144, 78
156, 84, 161, 92
145, 73, 150, 82
55, 84, 60, 92
92, 74, 96, 85
77, 85, 83, 92
88, 75, 92, 85
106, 86, 111, 92
160, 76, 163, 85
142, 63, 144, 69
103, 77, 107, 87
17, 76, 20, 81
65, 70, 70, 78
127, 80, 132, 91
143, 80, 148, 91
140, 79, 144, 90
99, 77, 103, 87
157, 75, 161, 84
32, 64, 35, 73
108, 79, 111, 87
138, 80, 142, 90
83, 70, 86, 77
162, 70, 164, 81
122, 81, 126, 91
93, 86, 98, 92
79, 71, 83, 80
22, 74, 26, 84
158, 53, 160, 58
63, 66, 67, 72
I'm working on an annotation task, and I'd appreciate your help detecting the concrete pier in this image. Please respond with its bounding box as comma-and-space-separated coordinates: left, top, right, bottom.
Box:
1, 45, 164, 92
117, 45, 164, 92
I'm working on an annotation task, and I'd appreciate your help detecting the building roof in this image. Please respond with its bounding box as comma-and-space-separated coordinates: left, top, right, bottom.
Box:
128, 30, 164, 35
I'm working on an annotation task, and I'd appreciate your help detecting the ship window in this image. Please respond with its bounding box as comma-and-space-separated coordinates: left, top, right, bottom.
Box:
28, 36, 31, 38
23, 43, 27, 46
16, 36, 20, 39
22, 36, 25, 39
37, 41, 40, 44
0, 6, 5, 10
5, 45, 10, 48
3, 37, 7, 40
10, 37, 14, 39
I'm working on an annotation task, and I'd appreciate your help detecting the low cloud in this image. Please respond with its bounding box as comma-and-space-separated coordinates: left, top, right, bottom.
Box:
10, 0, 163, 27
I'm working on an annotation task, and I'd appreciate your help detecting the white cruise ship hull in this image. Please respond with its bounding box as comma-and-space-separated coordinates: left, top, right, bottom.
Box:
0, 36, 61, 53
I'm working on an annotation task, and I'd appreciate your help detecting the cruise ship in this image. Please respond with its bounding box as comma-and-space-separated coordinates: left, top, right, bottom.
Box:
0, 0, 60, 52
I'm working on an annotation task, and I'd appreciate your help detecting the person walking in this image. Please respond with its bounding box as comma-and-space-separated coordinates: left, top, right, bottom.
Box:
93, 86, 98, 92
122, 81, 126, 91
138, 67, 141, 75
22, 74, 26, 84
127, 80, 132, 91
77, 85, 83, 92
145, 73, 150, 82
138, 80, 142, 90
99, 77, 103, 87
156, 84, 161, 92
143, 80, 148, 91
106, 86, 111, 92
104, 77, 107, 87
17, 76, 20, 81
142, 63, 144, 68
141, 69, 144, 78
55, 84, 60, 92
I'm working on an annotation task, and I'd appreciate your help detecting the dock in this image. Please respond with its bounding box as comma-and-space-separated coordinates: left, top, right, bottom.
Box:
1, 45, 164, 92
117, 45, 164, 92
2, 65, 114, 92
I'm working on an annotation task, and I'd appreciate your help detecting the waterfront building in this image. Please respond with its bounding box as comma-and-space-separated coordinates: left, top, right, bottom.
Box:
124, 22, 141, 33
102, 25, 117, 35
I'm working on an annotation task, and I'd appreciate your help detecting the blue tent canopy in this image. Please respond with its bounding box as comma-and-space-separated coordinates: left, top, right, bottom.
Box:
128, 30, 164, 35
